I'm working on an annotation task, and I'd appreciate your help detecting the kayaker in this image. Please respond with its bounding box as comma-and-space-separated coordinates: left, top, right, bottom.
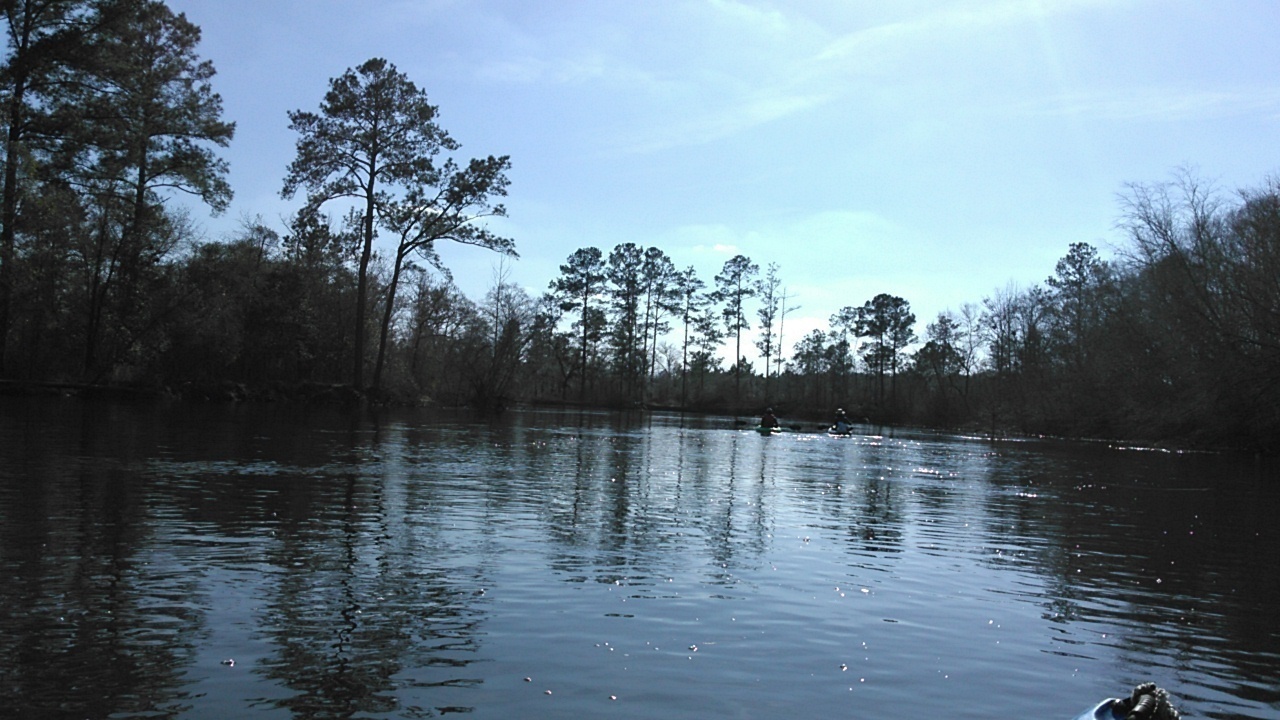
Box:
760, 407, 779, 428
832, 408, 852, 433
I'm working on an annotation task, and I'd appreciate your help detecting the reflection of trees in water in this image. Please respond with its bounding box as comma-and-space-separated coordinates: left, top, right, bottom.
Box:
818, 439, 906, 556
0, 460, 201, 719
6, 403, 1278, 718
536, 424, 927, 575
540, 424, 698, 580
254, 428, 493, 718
708, 431, 742, 569
977, 445, 1280, 715
847, 475, 905, 554
0, 407, 497, 719
540, 426, 604, 560
531, 420, 777, 587
662, 429, 771, 574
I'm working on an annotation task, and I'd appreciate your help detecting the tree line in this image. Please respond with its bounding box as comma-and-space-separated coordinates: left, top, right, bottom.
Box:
0, 0, 511, 404
777, 166, 1280, 455
3, 2, 1277, 451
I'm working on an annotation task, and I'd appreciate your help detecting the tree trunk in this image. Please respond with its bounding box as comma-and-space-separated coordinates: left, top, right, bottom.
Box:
0, 5, 35, 376
353, 188, 375, 390
372, 245, 407, 391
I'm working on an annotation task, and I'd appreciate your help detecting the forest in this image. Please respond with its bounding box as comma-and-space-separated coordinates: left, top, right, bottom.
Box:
2, 1, 1278, 452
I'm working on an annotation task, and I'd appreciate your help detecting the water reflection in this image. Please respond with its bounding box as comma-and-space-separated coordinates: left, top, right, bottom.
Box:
1, 457, 201, 717
0, 400, 1276, 720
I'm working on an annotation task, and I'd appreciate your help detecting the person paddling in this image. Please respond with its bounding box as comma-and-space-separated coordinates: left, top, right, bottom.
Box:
760, 407, 779, 428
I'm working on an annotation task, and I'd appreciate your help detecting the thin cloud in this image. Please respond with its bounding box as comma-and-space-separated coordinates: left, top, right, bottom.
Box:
618, 89, 831, 155
476, 52, 663, 90
812, 0, 1118, 69
615, 0, 1129, 155
1018, 86, 1280, 122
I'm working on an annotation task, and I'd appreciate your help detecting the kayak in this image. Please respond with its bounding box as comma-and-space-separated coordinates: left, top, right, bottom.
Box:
1073, 699, 1125, 720
827, 426, 853, 436
755, 425, 782, 435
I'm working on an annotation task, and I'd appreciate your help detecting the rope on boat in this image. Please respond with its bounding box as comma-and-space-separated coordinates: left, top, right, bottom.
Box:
1113, 683, 1180, 720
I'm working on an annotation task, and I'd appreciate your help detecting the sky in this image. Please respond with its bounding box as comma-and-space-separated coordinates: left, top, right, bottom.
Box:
165, 0, 1280, 362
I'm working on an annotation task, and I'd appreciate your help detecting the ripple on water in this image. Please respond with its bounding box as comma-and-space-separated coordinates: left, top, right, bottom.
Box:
1, 407, 1277, 719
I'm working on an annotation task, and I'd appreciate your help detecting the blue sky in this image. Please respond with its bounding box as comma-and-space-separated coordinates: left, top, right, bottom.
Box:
167, 0, 1280, 360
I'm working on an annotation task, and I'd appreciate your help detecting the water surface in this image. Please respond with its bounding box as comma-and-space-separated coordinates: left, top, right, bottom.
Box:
1, 400, 1276, 719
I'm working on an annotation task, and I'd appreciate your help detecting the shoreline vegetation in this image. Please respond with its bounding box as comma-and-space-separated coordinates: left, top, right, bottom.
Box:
0, 378, 1256, 455
2, 4, 1278, 455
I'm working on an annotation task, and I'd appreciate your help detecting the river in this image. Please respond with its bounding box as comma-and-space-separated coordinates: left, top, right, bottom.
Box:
0, 399, 1276, 719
